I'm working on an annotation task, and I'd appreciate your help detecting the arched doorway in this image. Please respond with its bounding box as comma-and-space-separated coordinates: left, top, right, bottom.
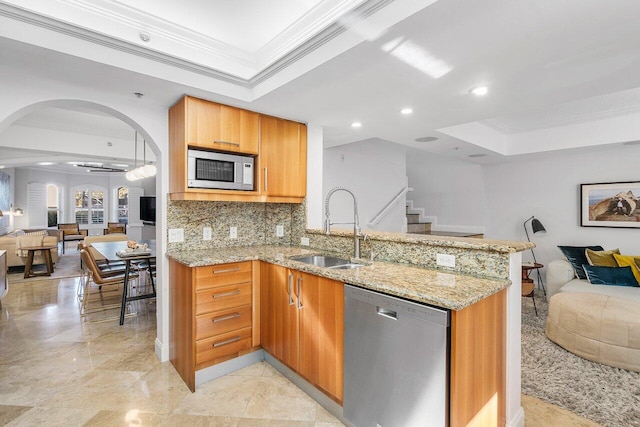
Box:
0, 99, 167, 361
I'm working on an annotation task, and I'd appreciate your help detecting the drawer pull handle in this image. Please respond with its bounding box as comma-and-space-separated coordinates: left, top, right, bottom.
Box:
213, 267, 240, 274
213, 336, 241, 348
213, 312, 241, 323
213, 289, 240, 299
213, 139, 241, 147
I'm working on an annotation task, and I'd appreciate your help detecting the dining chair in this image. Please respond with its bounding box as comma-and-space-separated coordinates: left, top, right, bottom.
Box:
79, 249, 138, 321
57, 223, 88, 254
103, 222, 127, 235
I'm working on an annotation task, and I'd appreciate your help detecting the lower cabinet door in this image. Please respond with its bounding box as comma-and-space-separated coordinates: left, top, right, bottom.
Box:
298, 272, 344, 403
260, 262, 299, 370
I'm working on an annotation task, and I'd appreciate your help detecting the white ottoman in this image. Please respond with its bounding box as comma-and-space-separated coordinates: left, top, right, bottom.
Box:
546, 292, 640, 372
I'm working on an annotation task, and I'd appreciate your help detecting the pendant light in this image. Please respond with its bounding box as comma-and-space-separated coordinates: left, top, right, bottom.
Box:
126, 130, 156, 181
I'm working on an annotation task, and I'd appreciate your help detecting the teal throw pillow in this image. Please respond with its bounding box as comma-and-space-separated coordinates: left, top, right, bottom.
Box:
582, 265, 639, 287
558, 245, 604, 280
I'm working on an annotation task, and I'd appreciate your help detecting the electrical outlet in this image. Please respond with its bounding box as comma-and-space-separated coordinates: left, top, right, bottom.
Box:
436, 253, 456, 268
203, 227, 212, 241
276, 225, 284, 237
230, 226, 238, 239
168, 228, 184, 243
301, 237, 310, 246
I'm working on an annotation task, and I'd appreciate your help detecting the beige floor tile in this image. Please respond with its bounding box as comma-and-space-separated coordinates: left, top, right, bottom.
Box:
84, 409, 240, 426
242, 375, 318, 422
237, 419, 314, 427
5, 406, 98, 426
173, 375, 261, 417
0, 404, 32, 425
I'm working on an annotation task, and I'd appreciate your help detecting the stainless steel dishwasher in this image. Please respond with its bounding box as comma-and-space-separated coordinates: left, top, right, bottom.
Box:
344, 284, 450, 427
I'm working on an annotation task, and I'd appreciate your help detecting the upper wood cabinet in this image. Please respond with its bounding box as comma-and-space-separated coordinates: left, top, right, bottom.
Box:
259, 115, 307, 198
169, 95, 306, 203
185, 96, 259, 155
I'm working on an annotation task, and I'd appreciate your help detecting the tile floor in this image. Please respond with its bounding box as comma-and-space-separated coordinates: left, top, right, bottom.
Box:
0, 273, 600, 426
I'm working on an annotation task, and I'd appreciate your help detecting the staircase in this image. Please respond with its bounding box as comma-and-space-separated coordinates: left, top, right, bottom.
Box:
406, 206, 432, 234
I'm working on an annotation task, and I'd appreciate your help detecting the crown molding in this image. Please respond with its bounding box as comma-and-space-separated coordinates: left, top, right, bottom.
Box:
0, 0, 397, 89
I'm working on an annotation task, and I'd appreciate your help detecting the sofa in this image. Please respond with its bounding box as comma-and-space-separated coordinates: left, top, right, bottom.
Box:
0, 229, 60, 268
546, 259, 640, 303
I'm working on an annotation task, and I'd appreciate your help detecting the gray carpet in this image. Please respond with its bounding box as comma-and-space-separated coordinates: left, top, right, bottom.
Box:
522, 291, 640, 427
7, 252, 82, 284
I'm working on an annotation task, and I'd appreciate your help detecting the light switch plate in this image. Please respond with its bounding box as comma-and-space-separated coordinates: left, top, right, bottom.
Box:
436, 253, 456, 268
168, 228, 184, 243
230, 226, 238, 239
276, 225, 284, 237
203, 227, 212, 241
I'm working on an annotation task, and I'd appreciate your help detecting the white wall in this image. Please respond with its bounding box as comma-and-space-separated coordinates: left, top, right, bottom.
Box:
323, 139, 407, 233
482, 144, 640, 270
406, 149, 487, 232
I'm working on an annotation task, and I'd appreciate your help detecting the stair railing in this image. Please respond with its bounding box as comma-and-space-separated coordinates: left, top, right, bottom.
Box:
368, 187, 413, 227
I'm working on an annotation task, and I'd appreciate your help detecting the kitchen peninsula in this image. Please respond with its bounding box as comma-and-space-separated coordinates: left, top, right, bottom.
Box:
167, 228, 531, 427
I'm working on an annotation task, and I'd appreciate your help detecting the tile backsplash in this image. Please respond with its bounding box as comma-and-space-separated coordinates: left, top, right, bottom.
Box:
167, 200, 306, 251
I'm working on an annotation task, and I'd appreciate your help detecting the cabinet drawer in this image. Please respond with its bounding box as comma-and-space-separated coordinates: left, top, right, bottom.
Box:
195, 305, 252, 340
195, 261, 252, 290
195, 282, 251, 314
196, 326, 252, 365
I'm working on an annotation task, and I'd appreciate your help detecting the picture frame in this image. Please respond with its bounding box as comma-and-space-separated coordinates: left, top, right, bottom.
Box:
581, 181, 640, 228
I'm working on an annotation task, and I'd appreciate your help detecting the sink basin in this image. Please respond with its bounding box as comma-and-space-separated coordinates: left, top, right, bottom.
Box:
291, 255, 366, 270
291, 255, 352, 268
330, 263, 365, 270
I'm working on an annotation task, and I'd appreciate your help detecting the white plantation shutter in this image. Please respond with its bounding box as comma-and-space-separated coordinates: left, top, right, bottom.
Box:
27, 182, 47, 228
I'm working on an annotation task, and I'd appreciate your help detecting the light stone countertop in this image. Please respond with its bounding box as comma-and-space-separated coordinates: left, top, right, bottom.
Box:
306, 228, 534, 253
166, 245, 511, 311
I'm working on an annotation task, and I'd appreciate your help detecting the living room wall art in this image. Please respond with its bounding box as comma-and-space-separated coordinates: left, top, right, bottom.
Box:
581, 181, 640, 228
0, 171, 9, 228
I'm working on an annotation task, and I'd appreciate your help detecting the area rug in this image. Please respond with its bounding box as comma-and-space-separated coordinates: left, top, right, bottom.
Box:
522, 291, 640, 426
7, 252, 82, 284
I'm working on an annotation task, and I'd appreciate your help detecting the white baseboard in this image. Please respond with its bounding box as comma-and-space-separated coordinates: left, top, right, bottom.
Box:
155, 337, 169, 362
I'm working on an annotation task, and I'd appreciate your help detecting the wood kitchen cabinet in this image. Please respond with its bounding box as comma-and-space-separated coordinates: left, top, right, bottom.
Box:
258, 115, 307, 199
169, 259, 261, 392
169, 95, 306, 203
183, 95, 259, 155
260, 263, 343, 403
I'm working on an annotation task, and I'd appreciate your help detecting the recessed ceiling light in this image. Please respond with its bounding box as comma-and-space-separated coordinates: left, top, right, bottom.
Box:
351, 122, 362, 128
401, 108, 413, 115
468, 154, 487, 158
415, 136, 438, 142
470, 86, 488, 96
38, 162, 54, 166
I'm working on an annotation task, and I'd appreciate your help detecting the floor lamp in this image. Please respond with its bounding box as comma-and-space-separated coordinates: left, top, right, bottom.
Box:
523, 216, 546, 295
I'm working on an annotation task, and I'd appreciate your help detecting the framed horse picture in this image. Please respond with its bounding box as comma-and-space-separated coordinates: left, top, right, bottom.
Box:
581, 181, 640, 228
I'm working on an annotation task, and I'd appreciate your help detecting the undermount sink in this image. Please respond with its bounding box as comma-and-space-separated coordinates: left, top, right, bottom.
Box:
291, 255, 364, 269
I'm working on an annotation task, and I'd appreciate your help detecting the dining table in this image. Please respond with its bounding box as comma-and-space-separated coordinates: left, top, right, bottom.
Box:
90, 239, 156, 325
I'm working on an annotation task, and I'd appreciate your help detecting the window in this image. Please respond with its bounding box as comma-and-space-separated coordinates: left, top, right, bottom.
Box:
47, 184, 60, 227
117, 186, 129, 224
74, 186, 105, 225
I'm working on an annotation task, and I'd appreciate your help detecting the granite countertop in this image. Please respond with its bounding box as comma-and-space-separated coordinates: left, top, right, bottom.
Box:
166, 245, 511, 311
306, 228, 534, 253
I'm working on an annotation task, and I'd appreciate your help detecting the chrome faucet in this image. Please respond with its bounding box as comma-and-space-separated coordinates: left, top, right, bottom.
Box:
324, 187, 362, 259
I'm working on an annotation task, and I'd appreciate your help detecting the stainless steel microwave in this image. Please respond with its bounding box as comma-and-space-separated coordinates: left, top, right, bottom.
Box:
187, 149, 254, 190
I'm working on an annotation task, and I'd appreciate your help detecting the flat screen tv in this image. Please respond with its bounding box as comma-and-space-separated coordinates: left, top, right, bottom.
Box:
140, 196, 156, 223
